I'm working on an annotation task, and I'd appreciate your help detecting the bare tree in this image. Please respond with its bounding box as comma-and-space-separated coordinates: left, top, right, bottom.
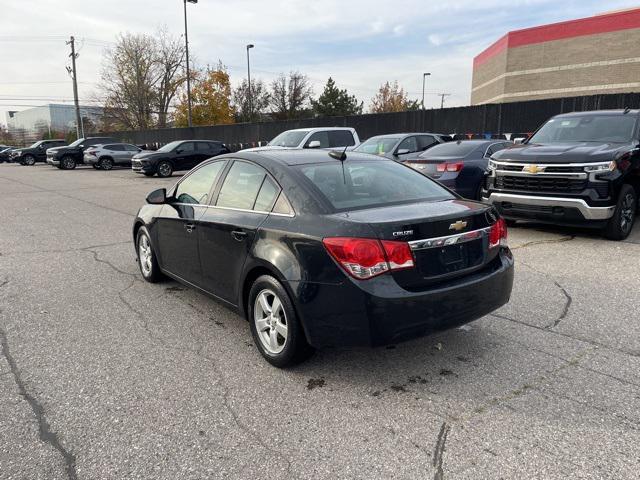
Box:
269, 72, 313, 120
98, 28, 187, 130
233, 78, 270, 122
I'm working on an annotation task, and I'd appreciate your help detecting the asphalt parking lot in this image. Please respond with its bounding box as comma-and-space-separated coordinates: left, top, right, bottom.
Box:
1, 163, 639, 480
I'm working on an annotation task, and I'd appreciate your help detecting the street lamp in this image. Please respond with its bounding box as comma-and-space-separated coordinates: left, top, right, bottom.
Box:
183, 0, 198, 128
421, 72, 431, 110
246, 44, 254, 121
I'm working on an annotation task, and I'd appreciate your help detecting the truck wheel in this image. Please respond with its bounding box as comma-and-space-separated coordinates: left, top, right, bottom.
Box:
61, 155, 76, 170
23, 155, 36, 166
603, 184, 636, 241
157, 161, 173, 178
248, 275, 314, 368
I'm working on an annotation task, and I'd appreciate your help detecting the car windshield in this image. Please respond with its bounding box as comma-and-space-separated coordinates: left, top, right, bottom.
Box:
67, 138, 86, 147
354, 136, 402, 155
418, 141, 480, 158
157, 141, 183, 153
529, 115, 637, 144
27, 141, 44, 148
268, 130, 309, 148
298, 160, 454, 211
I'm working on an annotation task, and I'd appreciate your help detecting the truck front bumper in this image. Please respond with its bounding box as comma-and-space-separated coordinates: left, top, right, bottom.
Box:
483, 192, 615, 221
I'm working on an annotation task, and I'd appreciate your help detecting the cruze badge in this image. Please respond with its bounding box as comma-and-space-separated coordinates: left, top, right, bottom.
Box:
449, 220, 467, 231
392, 230, 414, 237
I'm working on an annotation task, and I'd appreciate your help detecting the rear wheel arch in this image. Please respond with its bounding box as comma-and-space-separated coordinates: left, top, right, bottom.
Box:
241, 263, 299, 322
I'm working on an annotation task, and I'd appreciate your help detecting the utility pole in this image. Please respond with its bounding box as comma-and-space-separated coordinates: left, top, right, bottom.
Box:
421, 72, 431, 110
66, 36, 83, 138
183, 0, 198, 128
438, 93, 451, 109
246, 44, 254, 121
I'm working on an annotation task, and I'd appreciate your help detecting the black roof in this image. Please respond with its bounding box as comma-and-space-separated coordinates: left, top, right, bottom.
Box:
554, 109, 640, 118
232, 149, 391, 166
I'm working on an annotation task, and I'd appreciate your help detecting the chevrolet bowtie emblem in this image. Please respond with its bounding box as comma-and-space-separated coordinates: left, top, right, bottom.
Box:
524, 164, 541, 174
449, 220, 468, 231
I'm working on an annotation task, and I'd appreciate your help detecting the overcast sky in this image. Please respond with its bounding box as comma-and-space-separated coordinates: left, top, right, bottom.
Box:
1, 0, 638, 125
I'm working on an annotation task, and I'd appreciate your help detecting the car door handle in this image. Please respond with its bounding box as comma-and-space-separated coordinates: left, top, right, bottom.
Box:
184, 223, 196, 233
231, 230, 247, 241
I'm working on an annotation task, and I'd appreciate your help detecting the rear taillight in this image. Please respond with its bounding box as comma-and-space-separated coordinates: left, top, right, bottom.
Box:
323, 237, 415, 280
489, 218, 508, 248
436, 162, 464, 173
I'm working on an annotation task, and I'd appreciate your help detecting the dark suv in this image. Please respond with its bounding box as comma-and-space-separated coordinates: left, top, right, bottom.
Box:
46, 137, 116, 170
10, 139, 67, 165
132, 140, 230, 177
483, 110, 640, 240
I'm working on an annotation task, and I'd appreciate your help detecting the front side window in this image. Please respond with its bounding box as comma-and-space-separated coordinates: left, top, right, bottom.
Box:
397, 136, 418, 153
216, 161, 269, 210
417, 135, 438, 150
106, 144, 124, 151
174, 161, 226, 205
298, 160, 454, 211
529, 115, 637, 144
177, 142, 195, 153
305, 131, 330, 148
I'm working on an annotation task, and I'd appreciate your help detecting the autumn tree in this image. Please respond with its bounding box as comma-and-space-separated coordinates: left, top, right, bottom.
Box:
174, 63, 235, 127
269, 72, 313, 120
312, 77, 363, 117
99, 28, 187, 130
370, 81, 417, 113
233, 78, 271, 122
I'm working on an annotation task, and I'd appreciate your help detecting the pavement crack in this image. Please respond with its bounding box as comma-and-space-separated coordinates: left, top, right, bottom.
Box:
549, 281, 572, 329
0, 326, 77, 480
432, 422, 450, 480
511, 234, 575, 250
83, 247, 137, 278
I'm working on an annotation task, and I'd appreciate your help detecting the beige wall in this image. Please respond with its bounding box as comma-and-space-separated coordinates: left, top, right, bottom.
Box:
471, 28, 640, 104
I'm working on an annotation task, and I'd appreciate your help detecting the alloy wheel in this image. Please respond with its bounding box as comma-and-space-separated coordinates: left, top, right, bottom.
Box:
138, 234, 153, 277
158, 162, 171, 177
253, 289, 288, 354
620, 193, 636, 233
24, 155, 35, 166
63, 157, 75, 169
101, 158, 113, 170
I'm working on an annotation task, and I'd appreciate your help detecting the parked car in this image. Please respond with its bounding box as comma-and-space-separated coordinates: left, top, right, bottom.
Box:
131, 140, 230, 177
405, 140, 513, 200
9, 139, 67, 165
483, 110, 640, 240
0, 146, 16, 163
132, 149, 514, 367
243, 127, 360, 152
47, 137, 116, 169
83, 143, 142, 170
353, 133, 447, 161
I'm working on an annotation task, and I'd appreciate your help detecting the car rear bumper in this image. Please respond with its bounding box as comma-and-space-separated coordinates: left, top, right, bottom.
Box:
483, 192, 615, 221
290, 248, 514, 348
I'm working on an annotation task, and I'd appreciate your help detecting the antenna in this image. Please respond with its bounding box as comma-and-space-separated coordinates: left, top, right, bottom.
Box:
624, 106, 631, 114
328, 146, 349, 184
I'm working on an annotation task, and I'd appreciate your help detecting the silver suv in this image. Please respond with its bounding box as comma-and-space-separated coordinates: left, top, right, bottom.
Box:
83, 143, 142, 170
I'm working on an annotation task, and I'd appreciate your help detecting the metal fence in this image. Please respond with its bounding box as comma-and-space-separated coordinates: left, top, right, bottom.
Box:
94, 92, 640, 151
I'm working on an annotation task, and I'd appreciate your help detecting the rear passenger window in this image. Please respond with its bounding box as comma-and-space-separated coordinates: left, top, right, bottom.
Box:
254, 176, 280, 212
216, 161, 268, 210
328, 130, 355, 147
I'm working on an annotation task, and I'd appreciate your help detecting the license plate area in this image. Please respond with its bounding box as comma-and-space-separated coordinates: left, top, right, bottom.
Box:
415, 238, 485, 277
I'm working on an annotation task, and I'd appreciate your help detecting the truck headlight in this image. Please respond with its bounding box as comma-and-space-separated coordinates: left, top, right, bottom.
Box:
487, 160, 498, 170
584, 161, 616, 172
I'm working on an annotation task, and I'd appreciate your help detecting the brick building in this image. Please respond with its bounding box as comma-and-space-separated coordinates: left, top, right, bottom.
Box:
471, 8, 640, 105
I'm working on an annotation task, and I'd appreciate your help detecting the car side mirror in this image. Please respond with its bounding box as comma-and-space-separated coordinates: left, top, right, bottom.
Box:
306, 140, 322, 149
146, 188, 167, 205
513, 138, 525, 144
175, 148, 183, 154
395, 148, 411, 156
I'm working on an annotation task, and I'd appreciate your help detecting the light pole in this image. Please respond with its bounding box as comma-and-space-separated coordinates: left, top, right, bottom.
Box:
183, 0, 198, 128
421, 72, 431, 110
246, 44, 254, 121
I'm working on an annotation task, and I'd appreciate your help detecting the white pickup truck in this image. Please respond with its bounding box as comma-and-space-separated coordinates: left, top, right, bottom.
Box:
244, 127, 360, 152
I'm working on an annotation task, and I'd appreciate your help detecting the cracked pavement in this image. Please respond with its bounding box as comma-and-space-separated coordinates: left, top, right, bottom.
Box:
1, 164, 640, 479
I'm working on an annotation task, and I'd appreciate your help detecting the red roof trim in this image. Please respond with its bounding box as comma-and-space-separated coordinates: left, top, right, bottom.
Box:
474, 8, 640, 68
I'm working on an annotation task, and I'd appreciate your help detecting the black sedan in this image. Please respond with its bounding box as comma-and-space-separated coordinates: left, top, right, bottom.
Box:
133, 150, 514, 367
353, 133, 447, 161
404, 140, 513, 199
132, 140, 229, 177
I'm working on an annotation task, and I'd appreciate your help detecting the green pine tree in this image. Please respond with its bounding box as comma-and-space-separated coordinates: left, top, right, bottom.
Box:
312, 77, 363, 117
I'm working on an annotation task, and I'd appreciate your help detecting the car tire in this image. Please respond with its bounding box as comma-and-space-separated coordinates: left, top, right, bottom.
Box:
23, 155, 36, 166
99, 157, 114, 170
603, 184, 636, 241
61, 155, 76, 170
136, 226, 164, 283
248, 275, 314, 368
157, 161, 173, 178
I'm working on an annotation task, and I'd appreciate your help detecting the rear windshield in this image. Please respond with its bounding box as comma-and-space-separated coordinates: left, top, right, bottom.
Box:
297, 160, 454, 211
418, 141, 480, 158
529, 115, 637, 144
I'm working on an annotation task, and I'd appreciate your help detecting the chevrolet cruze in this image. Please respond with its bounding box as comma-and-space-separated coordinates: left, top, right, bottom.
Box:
133, 150, 514, 367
